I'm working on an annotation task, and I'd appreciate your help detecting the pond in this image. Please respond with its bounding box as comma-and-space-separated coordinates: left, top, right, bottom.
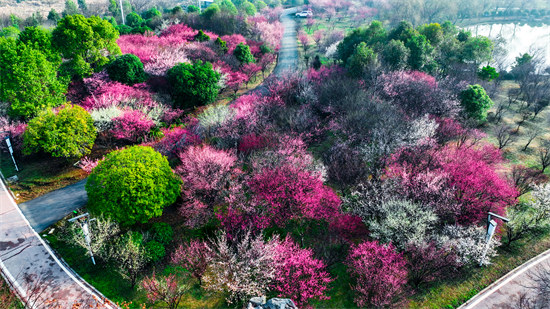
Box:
465, 23, 550, 71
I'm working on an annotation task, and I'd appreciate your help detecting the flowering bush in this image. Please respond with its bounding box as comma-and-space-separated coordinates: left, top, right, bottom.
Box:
272, 236, 333, 308
111, 110, 155, 142
171, 240, 211, 283
155, 127, 200, 157
346, 241, 408, 307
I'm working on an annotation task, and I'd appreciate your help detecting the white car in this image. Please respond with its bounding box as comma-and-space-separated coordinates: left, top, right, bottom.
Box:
295, 10, 313, 18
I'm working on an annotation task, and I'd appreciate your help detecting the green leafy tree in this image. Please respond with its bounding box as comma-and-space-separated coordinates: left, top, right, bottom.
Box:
167, 61, 221, 108
460, 84, 493, 121
255, 0, 267, 11
234, 42, 254, 64
48, 9, 61, 23
142, 7, 162, 19
478, 65, 499, 81
461, 36, 493, 66
18, 26, 61, 63
201, 4, 220, 19
10, 14, 21, 28
108, 0, 119, 17
194, 30, 210, 42
171, 6, 183, 14
52, 15, 121, 78
0, 38, 66, 118
106, 54, 147, 85
23, 104, 96, 157
126, 12, 143, 27
406, 34, 431, 70
215, 37, 228, 54
337, 21, 386, 65
86, 146, 181, 226
418, 23, 443, 45
187, 5, 199, 13
0, 26, 20, 38
382, 39, 409, 70
219, 0, 238, 15
388, 20, 416, 42
77, 0, 88, 14
347, 42, 377, 77
63, 0, 80, 16
241, 1, 257, 15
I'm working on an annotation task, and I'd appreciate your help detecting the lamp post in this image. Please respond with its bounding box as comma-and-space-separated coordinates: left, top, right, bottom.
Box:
479, 211, 509, 267
0, 132, 19, 172
119, 0, 125, 25
68, 213, 97, 265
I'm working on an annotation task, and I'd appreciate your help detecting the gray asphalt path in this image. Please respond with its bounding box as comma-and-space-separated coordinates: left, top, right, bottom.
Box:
0, 176, 111, 308
273, 7, 299, 76
460, 249, 550, 308
19, 179, 87, 233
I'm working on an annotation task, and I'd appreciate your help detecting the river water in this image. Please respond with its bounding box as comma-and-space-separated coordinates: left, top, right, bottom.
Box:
465, 23, 550, 71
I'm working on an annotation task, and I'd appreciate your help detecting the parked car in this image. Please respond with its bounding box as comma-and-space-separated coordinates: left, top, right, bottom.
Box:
295, 10, 313, 18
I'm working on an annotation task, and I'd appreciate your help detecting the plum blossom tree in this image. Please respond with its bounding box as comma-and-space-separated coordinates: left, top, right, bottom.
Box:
171, 240, 211, 284
140, 273, 190, 309
346, 240, 408, 308
272, 236, 333, 308
202, 230, 279, 304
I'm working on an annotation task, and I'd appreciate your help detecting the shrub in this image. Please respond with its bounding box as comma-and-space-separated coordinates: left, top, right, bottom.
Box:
233, 42, 254, 64
214, 37, 228, 54
167, 61, 221, 108
86, 146, 181, 226
106, 54, 147, 85
145, 240, 166, 263
460, 84, 494, 121
346, 240, 408, 308
150, 222, 173, 245
194, 30, 210, 42
23, 104, 96, 158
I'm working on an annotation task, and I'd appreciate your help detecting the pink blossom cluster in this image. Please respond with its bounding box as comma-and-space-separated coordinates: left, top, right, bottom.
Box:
111, 110, 156, 142
386, 143, 518, 224
0, 116, 26, 154
346, 240, 408, 307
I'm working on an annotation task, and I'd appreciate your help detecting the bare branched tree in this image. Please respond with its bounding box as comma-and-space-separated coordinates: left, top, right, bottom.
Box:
522, 126, 544, 151
494, 124, 516, 150
538, 140, 550, 173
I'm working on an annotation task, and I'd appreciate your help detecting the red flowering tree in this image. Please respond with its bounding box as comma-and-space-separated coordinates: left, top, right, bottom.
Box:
346, 241, 408, 308
272, 236, 333, 308
248, 165, 341, 226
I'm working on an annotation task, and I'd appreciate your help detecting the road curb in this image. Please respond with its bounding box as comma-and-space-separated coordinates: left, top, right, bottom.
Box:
459, 248, 550, 308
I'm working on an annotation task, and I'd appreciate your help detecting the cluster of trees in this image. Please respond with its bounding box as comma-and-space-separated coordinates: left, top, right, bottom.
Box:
336, 20, 494, 78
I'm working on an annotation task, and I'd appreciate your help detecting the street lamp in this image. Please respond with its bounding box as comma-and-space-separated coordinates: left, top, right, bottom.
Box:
479, 211, 510, 267
119, 0, 125, 25
0, 132, 19, 172
68, 213, 97, 265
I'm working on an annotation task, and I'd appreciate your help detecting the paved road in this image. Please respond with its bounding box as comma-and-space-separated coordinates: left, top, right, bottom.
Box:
460, 249, 550, 308
274, 7, 299, 76
19, 179, 87, 232
0, 176, 111, 308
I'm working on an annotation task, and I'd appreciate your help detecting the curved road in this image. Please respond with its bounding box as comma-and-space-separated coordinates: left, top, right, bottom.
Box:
460, 249, 550, 309
0, 9, 299, 307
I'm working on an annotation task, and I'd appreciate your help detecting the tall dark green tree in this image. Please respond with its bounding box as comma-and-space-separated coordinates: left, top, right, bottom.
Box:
406, 34, 431, 70
460, 84, 493, 121
167, 61, 221, 108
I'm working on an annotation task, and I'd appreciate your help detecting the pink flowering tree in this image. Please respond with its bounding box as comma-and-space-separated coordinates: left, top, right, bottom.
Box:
171, 240, 211, 284
248, 164, 340, 226
346, 240, 408, 308
176, 145, 239, 227
386, 144, 518, 224
111, 110, 155, 142
272, 236, 334, 308
241, 63, 261, 87
298, 31, 312, 52
140, 272, 190, 309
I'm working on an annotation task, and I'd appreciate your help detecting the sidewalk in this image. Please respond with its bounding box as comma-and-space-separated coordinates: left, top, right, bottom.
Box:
0, 175, 112, 308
